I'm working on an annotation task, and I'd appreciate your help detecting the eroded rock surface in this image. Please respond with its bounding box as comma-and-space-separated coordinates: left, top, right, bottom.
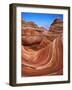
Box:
21, 18, 63, 76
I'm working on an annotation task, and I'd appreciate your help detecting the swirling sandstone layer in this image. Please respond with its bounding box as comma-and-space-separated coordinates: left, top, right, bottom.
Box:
21, 19, 63, 76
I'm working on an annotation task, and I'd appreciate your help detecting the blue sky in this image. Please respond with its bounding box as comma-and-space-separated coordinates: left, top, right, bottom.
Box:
21, 12, 63, 29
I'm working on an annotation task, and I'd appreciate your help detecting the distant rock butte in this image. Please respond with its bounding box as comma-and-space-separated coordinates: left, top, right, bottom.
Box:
49, 18, 63, 33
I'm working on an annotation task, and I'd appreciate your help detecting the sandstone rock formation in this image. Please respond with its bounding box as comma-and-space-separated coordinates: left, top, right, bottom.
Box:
21, 18, 63, 76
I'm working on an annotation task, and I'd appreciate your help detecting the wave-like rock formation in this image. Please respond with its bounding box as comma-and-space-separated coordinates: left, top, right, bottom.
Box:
21, 18, 63, 76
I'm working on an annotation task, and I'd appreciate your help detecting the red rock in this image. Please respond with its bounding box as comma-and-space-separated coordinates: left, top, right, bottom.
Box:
21, 19, 63, 76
